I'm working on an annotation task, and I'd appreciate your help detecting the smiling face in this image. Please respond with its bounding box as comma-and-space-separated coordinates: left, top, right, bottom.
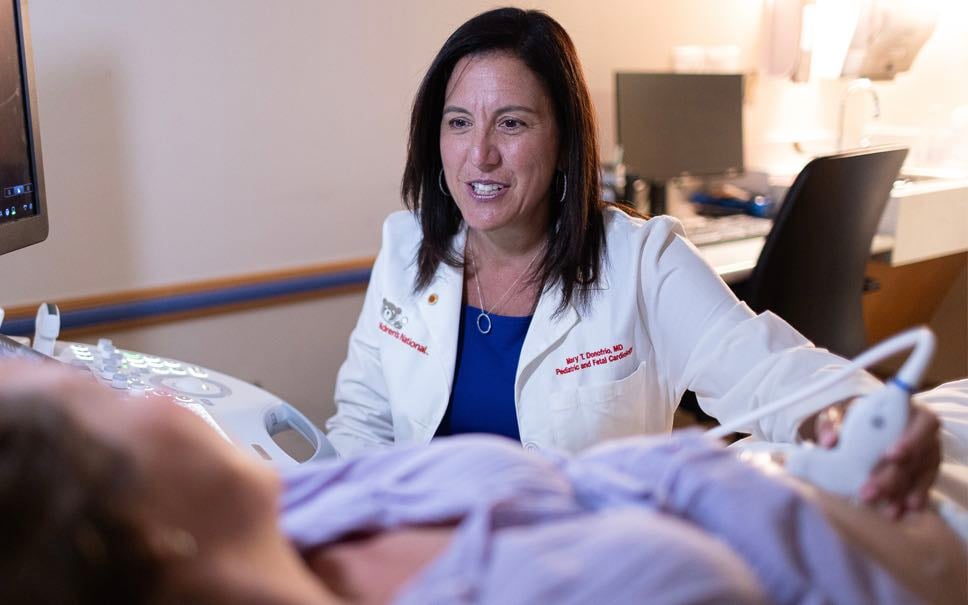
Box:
439, 52, 560, 244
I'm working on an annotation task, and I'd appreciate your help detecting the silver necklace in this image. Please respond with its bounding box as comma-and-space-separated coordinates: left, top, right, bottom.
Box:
469, 243, 542, 335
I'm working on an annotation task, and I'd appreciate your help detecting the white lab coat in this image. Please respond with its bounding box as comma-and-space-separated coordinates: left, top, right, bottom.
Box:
327, 207, 880, 457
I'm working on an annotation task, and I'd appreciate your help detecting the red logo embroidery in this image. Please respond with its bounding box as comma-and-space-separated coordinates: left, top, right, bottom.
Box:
379, 322, 428, 355
555, 343, 633, 375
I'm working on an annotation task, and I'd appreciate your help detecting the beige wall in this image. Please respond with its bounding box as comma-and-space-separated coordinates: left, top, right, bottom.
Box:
2, 1, 966, 422
3, 0, 768, 305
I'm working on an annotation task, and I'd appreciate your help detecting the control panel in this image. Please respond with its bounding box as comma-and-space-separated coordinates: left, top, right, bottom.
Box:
56, 338, 336, 467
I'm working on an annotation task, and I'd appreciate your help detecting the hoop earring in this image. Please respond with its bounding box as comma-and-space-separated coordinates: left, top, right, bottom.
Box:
557, 170, 567, 204
438, 169, 451, 198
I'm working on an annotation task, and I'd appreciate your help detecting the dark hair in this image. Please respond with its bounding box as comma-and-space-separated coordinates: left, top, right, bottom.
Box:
402, 7, 622, 312
0, 392, 163, 605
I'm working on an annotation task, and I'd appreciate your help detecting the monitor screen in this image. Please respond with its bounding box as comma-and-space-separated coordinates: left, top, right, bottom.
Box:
0, 0, 46, 257
616, 73, 744, 182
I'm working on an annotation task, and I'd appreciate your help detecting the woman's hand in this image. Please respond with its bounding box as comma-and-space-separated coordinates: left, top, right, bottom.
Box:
801, 401, 942, 519
807, 403, 846, 448
860, 403, 941, 518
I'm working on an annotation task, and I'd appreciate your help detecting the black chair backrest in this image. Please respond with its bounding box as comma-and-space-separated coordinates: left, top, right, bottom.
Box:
744, 147, 908, 357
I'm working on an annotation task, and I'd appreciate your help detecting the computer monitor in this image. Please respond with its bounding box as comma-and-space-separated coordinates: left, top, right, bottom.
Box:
615, 73, 743, 213
0, 0, 46, 257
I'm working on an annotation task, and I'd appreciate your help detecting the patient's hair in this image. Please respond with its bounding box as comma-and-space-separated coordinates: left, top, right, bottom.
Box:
0, 391, 163, 604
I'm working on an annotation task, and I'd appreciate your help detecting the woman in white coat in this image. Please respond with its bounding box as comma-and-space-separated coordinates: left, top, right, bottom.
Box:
327, 8, 941, 516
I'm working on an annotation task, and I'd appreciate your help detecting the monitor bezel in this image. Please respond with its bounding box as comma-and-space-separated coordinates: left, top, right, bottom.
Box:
0, 0, 47, 257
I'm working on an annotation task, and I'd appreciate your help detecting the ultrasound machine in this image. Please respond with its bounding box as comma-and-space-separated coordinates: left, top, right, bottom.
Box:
0, 0, 333, 466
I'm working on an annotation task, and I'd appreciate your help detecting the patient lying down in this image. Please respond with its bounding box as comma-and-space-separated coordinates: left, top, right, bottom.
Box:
0, 362, 964, 605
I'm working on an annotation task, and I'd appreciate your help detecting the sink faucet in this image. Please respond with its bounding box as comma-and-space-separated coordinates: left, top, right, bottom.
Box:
837, 78, 881, 152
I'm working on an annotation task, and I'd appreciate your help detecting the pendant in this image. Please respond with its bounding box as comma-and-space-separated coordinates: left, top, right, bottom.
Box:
476, 311, 492, 335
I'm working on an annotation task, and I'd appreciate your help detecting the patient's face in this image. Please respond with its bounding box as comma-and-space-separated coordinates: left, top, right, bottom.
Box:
0, 362, 295, 603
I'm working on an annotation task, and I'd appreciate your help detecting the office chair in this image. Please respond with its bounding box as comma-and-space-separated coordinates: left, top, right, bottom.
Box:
737, 146, 908, 357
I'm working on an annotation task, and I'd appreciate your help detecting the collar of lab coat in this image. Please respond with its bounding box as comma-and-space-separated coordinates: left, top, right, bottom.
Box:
414, 222, 589, 400
418, 227, 465, 389
516, 284, 580, 399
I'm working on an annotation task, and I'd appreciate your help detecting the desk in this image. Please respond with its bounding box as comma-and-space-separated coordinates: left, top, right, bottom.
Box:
688, 169, 968, 381
697, 233, 896, 284
690, 169, 968, 280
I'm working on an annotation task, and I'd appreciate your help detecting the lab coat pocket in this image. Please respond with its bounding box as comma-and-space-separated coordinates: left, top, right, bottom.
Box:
549, 363, 652, 451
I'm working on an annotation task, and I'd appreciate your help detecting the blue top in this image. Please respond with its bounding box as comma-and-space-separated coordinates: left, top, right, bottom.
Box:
435, 305, 532, 440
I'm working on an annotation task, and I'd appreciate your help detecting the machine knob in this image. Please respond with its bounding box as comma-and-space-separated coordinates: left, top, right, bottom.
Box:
110, 373, 127, 389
